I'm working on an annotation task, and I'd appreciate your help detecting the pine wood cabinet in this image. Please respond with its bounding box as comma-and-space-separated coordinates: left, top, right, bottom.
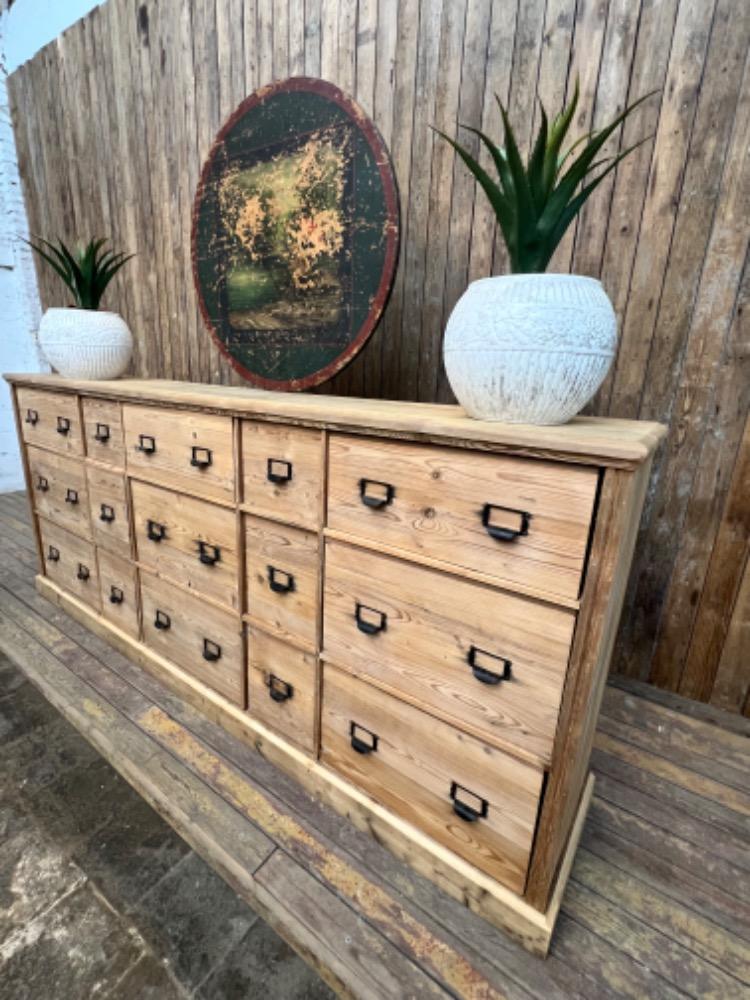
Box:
6, 374, 664, 956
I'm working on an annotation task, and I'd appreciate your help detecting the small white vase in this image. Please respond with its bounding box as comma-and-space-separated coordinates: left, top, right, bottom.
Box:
443, 274, 617, 424
38, 308, 133, 380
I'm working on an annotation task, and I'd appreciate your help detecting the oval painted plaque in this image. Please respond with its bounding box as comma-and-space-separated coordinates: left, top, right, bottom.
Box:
192, 77, 400, 390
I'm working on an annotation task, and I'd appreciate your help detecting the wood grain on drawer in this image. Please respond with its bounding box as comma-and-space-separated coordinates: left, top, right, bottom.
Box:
327, 435, 599, 602
245, 515, 319, 648
38, 517, 100, 611
323, 540, 573, 764
140, 572, 244, 707
27, 446, 90, 537
321, 665, 543, 892
82, 397, 125, 467
132, 480, 239, 611
86, 466, 131, 558
124, 403, 234, 501
241, 422, 323, 530
247, 627, 318, 754
16, 388, 83, 456
98, 549, 139, 637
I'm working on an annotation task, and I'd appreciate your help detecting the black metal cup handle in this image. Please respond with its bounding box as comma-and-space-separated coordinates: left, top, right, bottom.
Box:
94, 423, 110, 443
56, 416, 71, 435
450, 782, 488, 823
65, 488, 79, 505
467, 646, 512, 685
359, 478, 395, 509
137, 434, 156, 454
109, 586, 124, 605
77, 563, 90, 581
268, 674, 293, 702
350, 721, 378, 754
47, 546, 60, 562
36, 476, 49, 492
197, 540, 221, 566
355, 602, 387, 635
25, 408, 39, 425
100, 504, 115, 523
267, 566, 295, 594
154, 610, 171, 630
147, 519, 166, 542
190, 446, 213, 470
203, 638, 222, 662
481, 503, 532, 542
267, 458, 293, 485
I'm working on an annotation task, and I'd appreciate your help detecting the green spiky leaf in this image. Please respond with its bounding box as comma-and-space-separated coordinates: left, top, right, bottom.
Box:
24, 236, 134, 309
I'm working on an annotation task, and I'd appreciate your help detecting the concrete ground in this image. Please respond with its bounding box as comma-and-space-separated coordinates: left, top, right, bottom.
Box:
0, 653, 334, 999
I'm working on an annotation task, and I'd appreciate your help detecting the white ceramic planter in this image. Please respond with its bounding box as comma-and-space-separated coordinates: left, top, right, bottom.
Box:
443, 274, 617, 424
38, 308, 133, 380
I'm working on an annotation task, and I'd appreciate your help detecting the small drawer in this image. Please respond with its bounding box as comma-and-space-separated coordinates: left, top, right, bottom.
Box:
123, 404, 235, 502
27, 446, 90, 537
98, 549, 139, 637
242, 422, 323, 530
245, 515, 319, 648
247, 627, 318, 755
87, 466, 131, 558
132, 480, 239, 611
39, 517, 100, 611
17, 388, 83, 456
327, 435, 599, 602
83, 398, 125, 467
320, 665, 543, 893
141, 572, 244, 707
323, 540, 574, 763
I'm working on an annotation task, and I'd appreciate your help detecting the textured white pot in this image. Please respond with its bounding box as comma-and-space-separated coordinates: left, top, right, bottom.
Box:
443, 274, 617, 424
38, 308, 133, 379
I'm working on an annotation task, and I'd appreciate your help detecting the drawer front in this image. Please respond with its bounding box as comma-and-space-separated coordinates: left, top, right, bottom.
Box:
27, 447, 91, 536
83, 397, 125, 467
124, 404, 235, 501
132, 481, 239, 611
141, 573, 244, 707
16, 388, 83, 456
245, 515, 319, 648
242, 422, 323, 530
39, 518, 100, 611
98, 549, 139, 637
321, 665, 543, 892
327, 435, 599, 602
247, 627, 318, 754
87, 466, 131, 558
323, 541, 574, 763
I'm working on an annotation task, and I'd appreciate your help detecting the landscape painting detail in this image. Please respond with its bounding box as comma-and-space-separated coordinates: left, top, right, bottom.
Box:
192, 79, 399, 390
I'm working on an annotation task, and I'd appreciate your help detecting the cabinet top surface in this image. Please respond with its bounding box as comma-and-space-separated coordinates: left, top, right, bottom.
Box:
5, 374, 665, 466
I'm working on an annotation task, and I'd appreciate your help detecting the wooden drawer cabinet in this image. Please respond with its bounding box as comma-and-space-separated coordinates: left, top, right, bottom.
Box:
98, 549, 140, 637
16, 387, 83, 456
323, 539, 573, 763
86, 466, 131, 558
82, 397, 125, 467
9, 375, 663, 956
141, 572, 244, 707
27, 447, 90, 536
321, 664, 543, 893
124, 404, 235, 501
327, 434, 599, 603
245, 515, 319, 648
132, 480, 239, 611
248, 626, 318, 754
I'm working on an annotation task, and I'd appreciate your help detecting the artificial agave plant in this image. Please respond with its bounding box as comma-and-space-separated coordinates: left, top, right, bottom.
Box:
436, 82, 655, 273
25, 237, 134, 310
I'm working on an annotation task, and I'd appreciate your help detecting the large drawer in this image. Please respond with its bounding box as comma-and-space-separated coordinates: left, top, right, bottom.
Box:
124, 403, 235, 502
241, 421, 323, 530
86, 465, 131, 558
16, 388, 83, 456
245, 515, 319, 648
140, 572, 244, 707
98, 548, 140, 638
327, 435, 599, 602
132, 480, 239, 611
247, 627, 318, 755
321, 665, 543, 892
82, 397, 125, 468
39, 518, 100, 611
323, 540, 573, 763
27, 447, 91, 537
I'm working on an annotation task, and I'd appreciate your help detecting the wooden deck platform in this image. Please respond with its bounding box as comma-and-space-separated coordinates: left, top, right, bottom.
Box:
0, 489, 748, 999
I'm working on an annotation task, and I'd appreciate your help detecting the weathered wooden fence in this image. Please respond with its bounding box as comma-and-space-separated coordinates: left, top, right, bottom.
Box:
8, 0, 750, 712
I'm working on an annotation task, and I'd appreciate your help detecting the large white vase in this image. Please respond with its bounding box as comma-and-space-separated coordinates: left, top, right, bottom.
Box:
443, 274, 617, 424
38, 308, 133, 379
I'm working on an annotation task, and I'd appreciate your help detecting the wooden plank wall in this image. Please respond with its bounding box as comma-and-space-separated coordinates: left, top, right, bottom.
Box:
7, 0, 750, 713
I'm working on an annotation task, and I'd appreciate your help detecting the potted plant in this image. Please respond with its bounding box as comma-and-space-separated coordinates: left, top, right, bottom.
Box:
437, 83, 654, 424
26, 237, 134, 379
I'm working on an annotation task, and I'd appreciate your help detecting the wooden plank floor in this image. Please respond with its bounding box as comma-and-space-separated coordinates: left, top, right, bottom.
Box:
0, 489, 748, 1000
